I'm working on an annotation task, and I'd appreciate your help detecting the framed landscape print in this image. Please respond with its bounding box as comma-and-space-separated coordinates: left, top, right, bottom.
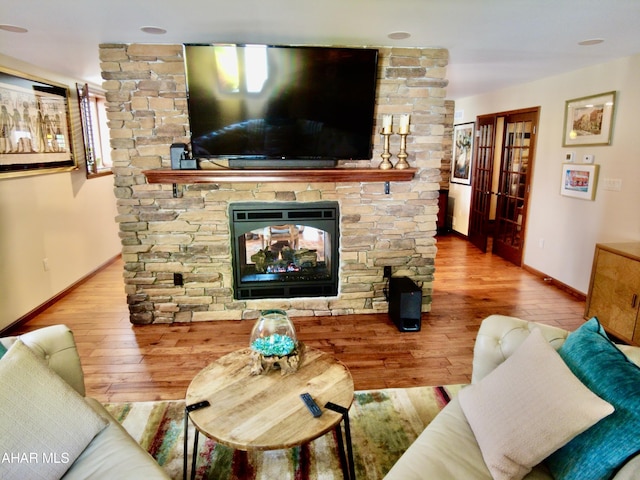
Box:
562, 91, 616, 147
451, 122, 474, 185
560, 163, 599, 200
0, 67, 76, 177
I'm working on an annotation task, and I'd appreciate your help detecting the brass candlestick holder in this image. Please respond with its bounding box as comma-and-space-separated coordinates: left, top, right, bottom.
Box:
378, 131, 394, 170
395, 132, 410, 169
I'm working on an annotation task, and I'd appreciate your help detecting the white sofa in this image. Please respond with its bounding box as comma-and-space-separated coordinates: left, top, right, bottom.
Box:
384, 315, 640, 480
0, 325, 170, 480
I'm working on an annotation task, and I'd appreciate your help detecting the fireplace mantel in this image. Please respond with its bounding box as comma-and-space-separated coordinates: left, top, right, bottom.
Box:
143, 168, 417, 184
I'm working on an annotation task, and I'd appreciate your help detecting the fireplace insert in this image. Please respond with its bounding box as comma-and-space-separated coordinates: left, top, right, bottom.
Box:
230, 202, 339, 300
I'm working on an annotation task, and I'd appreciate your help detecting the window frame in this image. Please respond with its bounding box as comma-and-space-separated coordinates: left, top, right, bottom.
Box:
76, 83, 112, 178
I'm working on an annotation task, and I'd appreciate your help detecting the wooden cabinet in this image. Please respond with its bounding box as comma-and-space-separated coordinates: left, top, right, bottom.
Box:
585, 243, 640, 345
437, 189, 449, 234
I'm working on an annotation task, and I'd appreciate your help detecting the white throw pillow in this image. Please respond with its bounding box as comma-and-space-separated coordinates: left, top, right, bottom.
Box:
458, 328, 613, 480
0, 339, 108, 480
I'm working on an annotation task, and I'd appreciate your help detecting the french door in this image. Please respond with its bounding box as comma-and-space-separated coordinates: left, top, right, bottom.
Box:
468, 108, 539, 266
468, 116, 495, 253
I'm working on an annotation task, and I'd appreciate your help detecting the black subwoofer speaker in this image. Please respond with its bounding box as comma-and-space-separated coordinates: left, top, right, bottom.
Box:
388, 276, 422, 332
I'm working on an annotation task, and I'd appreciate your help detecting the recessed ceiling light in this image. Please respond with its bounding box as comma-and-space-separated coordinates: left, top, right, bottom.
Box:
140, 26, 167, 35
0, 24, 28, 33
387, 31, 411, 40
578, 38, 604, 46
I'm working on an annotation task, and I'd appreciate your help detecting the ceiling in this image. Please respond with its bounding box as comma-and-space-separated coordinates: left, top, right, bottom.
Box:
2, 0, 639, 100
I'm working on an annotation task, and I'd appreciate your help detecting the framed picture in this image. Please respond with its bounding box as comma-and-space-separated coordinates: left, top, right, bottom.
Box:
451, 122, 474, 185
560, 163, 599, 200
0, 67, 76, 178
562, 91, 616, 147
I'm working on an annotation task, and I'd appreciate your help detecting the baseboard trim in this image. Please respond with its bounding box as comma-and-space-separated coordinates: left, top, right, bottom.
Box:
2, 254, 122, 334
522, 264, 586, 301
441, 230, 468, 240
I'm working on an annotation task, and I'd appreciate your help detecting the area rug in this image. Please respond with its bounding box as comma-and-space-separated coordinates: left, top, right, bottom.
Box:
104, 384, 462, 480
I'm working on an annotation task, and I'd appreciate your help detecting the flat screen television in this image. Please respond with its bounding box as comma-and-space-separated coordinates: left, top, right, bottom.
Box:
184, 44, 379, 168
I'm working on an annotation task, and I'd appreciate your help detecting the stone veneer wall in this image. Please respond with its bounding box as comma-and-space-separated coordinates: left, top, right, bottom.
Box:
100, 43, 449, 324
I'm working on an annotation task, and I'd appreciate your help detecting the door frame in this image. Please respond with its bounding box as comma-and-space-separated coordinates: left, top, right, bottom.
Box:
468, 106, 540, 265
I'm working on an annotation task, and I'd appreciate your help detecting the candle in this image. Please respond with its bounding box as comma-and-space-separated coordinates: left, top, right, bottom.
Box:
399, 114, 410, 134
382, 115, 392, 134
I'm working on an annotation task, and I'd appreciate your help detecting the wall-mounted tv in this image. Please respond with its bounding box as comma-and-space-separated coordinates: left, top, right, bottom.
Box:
184, 44, 379, 168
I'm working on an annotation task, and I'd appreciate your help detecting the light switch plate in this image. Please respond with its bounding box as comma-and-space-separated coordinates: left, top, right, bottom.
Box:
602, 178, 622, 191
583, 154, 595, 163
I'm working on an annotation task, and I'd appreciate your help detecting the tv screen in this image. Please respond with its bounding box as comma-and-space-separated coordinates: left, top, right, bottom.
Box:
184, 44, 379, 168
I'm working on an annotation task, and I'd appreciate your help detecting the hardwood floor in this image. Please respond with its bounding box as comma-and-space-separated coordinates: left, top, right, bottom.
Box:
7, 235, 586, 403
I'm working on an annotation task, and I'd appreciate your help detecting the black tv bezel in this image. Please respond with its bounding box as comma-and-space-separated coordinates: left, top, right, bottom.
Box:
183, 43, 379, 169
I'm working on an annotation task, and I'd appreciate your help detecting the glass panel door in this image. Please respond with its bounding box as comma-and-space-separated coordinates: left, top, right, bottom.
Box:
468, 117, 495, 253
493, 110, 537, 265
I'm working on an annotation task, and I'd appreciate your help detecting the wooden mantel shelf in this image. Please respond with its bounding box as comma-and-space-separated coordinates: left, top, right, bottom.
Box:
143, 168, 417, 184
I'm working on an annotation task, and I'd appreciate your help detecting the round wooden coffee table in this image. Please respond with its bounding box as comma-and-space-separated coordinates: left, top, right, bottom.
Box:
184, 345, 354, 478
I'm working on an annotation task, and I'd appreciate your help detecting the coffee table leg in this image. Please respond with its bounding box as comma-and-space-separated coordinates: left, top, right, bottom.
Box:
333, 424, 349, 480
344, 412, 355, 480
326, 402, 355, 480
183, 408, 188, 480
183, 408, 199, 480
191, 429, 199, 480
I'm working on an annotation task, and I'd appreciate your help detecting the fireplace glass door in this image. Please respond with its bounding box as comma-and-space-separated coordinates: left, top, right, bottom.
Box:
230, 202, 339, 300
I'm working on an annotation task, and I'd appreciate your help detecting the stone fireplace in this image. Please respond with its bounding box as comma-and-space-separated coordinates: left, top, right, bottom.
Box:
100, 43, 449, 324
230, 202, 339, 300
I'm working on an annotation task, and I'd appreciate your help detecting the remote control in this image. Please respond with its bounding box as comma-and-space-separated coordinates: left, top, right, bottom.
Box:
186, 400, 210, 412
300, 393, 322, 417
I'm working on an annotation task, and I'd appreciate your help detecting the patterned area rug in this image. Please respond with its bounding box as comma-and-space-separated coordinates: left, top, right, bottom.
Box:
104, 385, 462, 480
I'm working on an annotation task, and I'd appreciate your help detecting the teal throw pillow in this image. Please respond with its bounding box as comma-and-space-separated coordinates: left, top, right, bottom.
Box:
0, 342, 7, 358
546, 317, 640, 480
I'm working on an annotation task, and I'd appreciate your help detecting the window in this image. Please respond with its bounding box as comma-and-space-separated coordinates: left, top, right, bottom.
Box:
76, 83, 112, 178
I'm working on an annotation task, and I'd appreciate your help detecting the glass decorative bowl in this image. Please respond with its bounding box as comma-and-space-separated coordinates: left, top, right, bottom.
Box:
249, 309, 297, 357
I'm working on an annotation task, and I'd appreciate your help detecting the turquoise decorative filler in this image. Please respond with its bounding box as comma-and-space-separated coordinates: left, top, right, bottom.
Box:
251, 334, 296, 357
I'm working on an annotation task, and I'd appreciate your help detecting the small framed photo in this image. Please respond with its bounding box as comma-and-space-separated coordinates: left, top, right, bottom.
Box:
451, 122, 474, 185
562, 91, 616, 147
560, 163, 599, 200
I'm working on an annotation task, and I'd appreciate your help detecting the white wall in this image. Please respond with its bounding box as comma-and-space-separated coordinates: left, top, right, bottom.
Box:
0, 54, 121, 330
448, 182, 471, 235
450, 53, 640, 294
